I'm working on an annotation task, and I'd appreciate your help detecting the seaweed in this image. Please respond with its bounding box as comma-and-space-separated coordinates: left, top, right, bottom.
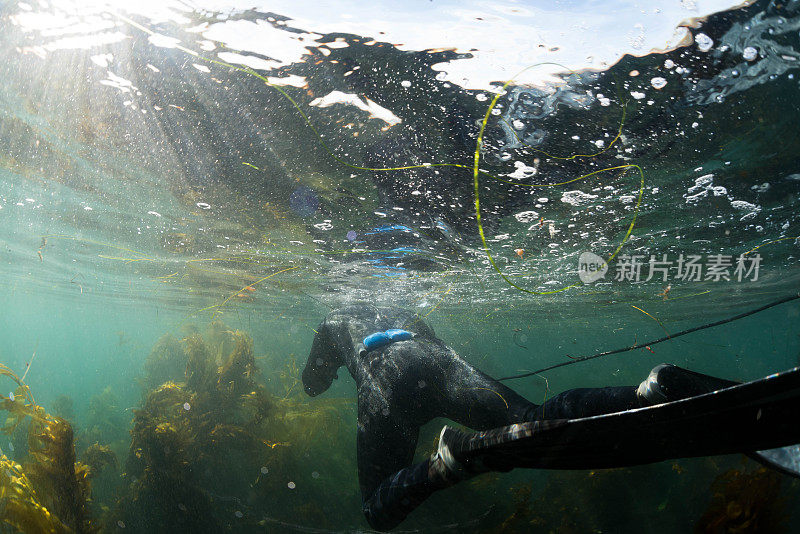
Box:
81, 443, 117, 477
84, 387, 125, 444
0, 456, 70, 534
110, 322, 354, 532
695, 465, 789, 534
25, 417, 96, 534
0, 364, 100, 533
50, 395, 74, 422
141, 333, 186, 390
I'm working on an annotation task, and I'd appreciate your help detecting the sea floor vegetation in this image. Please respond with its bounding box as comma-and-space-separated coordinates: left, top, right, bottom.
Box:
1, 329, 798, 533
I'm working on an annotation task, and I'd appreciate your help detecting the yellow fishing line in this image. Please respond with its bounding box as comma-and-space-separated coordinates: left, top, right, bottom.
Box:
469, 387, 509, 410
663, 289, 711, 302
201, 266, 299, 319
42, 234, 153, 259
743, 235, 800, 256
472, 72, 645, 294
630, 305, 670, 338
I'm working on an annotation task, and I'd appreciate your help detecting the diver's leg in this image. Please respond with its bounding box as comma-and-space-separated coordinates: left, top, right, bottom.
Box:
533, 386, 640, 420
361, 456, 453, 532
436, 365, 800, 474
635, 363, 739, 404
441, 366, 539, 430
532, 364, 741, 420
429, 364, 748, 481
358, 414, 440, 531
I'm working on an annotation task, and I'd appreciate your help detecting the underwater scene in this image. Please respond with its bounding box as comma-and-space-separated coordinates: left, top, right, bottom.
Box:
1, 0, 800, 532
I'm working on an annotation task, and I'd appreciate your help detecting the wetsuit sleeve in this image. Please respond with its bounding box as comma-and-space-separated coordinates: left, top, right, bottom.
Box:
301, 319, 342, 396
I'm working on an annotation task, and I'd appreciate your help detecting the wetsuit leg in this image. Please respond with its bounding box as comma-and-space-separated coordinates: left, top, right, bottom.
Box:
359, 370, 539, 530
441, 368, 539, 430
359, 416, 436, 531
532, 386, 640, 420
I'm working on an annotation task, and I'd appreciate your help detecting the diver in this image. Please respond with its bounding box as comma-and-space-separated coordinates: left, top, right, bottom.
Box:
302, 304, 799, 531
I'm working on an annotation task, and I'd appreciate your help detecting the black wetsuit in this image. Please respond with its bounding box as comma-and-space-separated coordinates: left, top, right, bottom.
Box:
302, 304, 642, 530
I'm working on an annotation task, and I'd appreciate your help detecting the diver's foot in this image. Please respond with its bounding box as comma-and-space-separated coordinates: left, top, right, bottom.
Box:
636, 364, 739, 406
428, 426, 484, 486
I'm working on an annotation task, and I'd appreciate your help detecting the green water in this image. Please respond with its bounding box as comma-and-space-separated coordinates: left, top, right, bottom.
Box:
1, 0, 799, 532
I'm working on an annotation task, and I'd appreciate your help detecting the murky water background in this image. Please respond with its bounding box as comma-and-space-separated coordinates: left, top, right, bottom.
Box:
0, 0, 799, 532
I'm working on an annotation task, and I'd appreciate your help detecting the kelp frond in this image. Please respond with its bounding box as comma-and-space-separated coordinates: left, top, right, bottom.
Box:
0, 455, 70, 534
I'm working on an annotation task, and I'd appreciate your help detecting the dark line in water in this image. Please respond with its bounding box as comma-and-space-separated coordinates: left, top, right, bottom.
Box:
499, 293, 800, 381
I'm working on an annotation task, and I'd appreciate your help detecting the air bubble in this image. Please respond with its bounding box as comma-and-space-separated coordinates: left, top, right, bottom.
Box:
743, 47, 758, 61
651, 77, 667, 89
183, 402, 191, 411
694, 33, 713, 52
288, 481, 296, 489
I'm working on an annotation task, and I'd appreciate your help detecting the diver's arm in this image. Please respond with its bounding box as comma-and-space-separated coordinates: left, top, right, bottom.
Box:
301, 319, 343, 396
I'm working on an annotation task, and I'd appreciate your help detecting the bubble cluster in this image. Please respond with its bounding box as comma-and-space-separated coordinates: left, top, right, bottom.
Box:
695, 33, 714, 52
651, 77, 667, 89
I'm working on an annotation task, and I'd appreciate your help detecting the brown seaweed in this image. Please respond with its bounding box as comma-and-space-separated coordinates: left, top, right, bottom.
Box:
0, 364, 100, 533
109, 322, 355, 532
141, 333, 186, 390
695, 465, 789, 533
0, 456, 70, 534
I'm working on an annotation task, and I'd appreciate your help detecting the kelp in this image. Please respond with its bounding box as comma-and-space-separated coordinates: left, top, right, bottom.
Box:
84, 388, 124, 444
50, 395, 74, 422
0, 364, 46, 437
0, 364, 101, 534
696, 465, 789, 534
25, 418, 96, 534
0, 456, 70, 534
81, 443, 117, 477
111, 323, 352, 532
141, 333, 186, 390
